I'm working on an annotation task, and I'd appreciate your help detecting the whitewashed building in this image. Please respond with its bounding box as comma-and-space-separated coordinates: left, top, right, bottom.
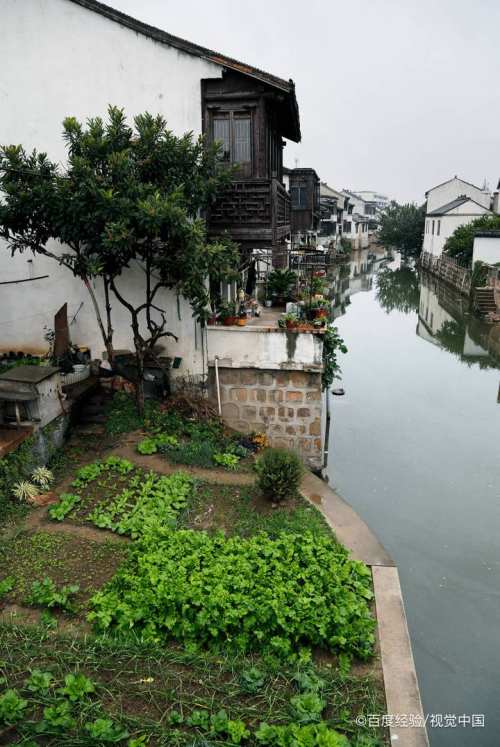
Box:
422, 176, 492, 257
0, 0, 300, 382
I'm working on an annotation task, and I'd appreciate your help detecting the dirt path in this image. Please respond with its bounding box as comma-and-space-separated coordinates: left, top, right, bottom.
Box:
23, 508, 129, 544
106, 435, 255, 486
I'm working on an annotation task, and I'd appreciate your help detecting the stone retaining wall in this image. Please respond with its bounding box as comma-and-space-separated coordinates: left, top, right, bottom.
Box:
208, 366, 324, 468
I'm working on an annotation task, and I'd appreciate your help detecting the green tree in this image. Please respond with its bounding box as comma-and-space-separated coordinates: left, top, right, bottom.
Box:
0, 106, 238, 412
443, 215, 500, 265
378, 201, 425, 256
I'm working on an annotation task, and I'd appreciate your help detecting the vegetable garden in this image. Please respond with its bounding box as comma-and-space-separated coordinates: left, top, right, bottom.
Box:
0, 395, 387, 746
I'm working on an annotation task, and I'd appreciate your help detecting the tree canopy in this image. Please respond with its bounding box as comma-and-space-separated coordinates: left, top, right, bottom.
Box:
0, 106, 239, 409
443, 215, 500, 265
377, 201, 425, 256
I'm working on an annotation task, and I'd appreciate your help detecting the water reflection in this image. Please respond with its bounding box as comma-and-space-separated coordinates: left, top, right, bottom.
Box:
327, 252, 500, 746
418, 271, 500, 370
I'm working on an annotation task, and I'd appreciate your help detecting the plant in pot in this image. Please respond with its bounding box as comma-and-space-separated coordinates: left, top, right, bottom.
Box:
267, 269, 297, 306
311, 298, 330, 319
278, 312, 300, 330
218, 301, 238, 326
237, 305, 247, 326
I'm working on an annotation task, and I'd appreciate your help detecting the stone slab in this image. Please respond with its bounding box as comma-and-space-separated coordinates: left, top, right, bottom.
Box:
373, 566, 429, 747
300, 471, 394, 566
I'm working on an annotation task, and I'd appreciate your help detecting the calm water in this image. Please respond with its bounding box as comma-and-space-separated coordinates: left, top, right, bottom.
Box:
325, 250, 500, 747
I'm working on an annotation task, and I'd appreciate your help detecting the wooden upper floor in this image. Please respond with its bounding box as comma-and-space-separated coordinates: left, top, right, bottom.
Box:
203, 71, 300, 250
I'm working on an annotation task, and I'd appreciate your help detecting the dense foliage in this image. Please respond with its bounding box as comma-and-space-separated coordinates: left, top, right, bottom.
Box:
443, 215, 500, 265
89, 528, 375, 661
255, 448, 304, 502
378, 201, 425, 256
0, 106, 239, 409
0, 437, 36, 516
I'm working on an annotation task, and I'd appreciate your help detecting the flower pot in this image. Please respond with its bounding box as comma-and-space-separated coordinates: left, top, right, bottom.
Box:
207, 317, 217, 326
285, 321, 298, 330
237, 318, 247, 326
314, 308, 328, 319
223, 316, 237, 326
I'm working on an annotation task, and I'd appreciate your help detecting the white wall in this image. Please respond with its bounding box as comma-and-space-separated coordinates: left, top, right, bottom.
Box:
426, 177, 491, 213
206, 327, 324, 371
0, 0, 223, 377
472, 236, 500, 266
422, 201, 491, 257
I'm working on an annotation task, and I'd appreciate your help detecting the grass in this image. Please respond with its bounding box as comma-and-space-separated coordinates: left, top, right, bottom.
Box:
181, 482, 335, 540
0, 624, 387, 746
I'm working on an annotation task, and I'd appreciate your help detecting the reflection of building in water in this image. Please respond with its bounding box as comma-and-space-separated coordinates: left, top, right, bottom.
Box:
329, 247, 390, 319
417, 272, 500, 369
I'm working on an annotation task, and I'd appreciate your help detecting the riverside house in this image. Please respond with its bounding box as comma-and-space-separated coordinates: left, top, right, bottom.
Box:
422, 176, 493, 258
2, 0, 329, 466
1, 0, 300, 381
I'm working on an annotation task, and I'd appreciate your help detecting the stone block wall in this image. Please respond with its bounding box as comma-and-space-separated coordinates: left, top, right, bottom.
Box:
208, 367, 324, 468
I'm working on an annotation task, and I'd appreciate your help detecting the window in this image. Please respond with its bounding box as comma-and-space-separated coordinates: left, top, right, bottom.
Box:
437, 220, 441, 236
212, 112, 252, 175
432, 220, 435, 235
343, 220, 352, 233
291, 186, 307, 208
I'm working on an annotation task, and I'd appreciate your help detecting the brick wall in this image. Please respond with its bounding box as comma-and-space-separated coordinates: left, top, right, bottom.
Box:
208, 366, 324, 468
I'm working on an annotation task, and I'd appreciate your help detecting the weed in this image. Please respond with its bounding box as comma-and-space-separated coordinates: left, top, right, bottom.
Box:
28, 577, 79, 613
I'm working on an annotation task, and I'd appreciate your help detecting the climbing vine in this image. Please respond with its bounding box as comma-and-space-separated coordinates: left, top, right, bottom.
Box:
322, 326, 347, 390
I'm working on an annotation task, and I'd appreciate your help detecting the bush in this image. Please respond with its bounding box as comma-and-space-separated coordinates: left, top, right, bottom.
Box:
88, 529, 375, 660
255, 448, 304, 502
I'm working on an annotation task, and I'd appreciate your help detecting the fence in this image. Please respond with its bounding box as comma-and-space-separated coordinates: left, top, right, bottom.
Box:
420, 251, 471, 296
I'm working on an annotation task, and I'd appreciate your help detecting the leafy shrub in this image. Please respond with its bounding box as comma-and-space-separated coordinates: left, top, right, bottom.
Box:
26, 669, 53, 694
255, 721, 349, 746
58, 673, 95, 701
167, 439, 218, 469
48, 493, 81, 521
31, 466, 54, 490
28, 577, 79, 612
137, 434, 179, 455
255, 448, 304, 502
213, 452, 240, 470
85, 717, 129, 742
12, 480, 39, 503
105, 393, 143, 435
240, 667, 265, 694
0, 689, 28, 724
289, 692, 325, 723
0, 576, 15, 599
89, 529, 375, 660
36, 701, 76, 733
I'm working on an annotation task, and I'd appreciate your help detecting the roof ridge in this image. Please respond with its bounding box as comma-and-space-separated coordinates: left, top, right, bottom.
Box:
68, 0, 293, 92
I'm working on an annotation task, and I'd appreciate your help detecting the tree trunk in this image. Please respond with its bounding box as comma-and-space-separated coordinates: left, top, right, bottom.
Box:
83, 276, 115, 365
134, 342, 145, 416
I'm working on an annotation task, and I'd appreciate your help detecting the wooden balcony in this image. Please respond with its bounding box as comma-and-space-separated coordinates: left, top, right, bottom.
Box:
208, 178, 291, 249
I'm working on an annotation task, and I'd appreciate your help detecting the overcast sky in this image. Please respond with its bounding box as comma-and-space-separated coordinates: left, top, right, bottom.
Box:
112, 0, 499, 203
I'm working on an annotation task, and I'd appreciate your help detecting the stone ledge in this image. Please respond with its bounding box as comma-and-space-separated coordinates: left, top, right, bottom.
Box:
299, 471, 428, 747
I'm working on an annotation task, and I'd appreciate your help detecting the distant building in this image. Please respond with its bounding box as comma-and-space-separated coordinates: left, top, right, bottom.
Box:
351, 191, 390, 212
284, 168, 320, 249
318, 182, 346, 247
422, 177, 492, 257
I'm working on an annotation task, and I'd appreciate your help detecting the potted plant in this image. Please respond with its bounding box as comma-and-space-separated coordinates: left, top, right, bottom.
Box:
311, 298, 329, 319
267, 269, 297, 306
237, 308, 247, 326
278, 312, 300, 330
218, 301, 237, 326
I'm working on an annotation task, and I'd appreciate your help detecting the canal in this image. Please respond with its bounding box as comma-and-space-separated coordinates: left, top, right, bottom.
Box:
325, 250, 500, 747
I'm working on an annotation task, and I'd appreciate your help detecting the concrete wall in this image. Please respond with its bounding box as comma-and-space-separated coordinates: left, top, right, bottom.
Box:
473, 236, 500, 266
206, 326, 325, 468
425, 177, 491, 213
0, 0, 222, 377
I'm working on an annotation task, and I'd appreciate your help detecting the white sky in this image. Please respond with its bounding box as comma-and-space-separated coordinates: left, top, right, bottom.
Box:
110, 0, 499, 203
